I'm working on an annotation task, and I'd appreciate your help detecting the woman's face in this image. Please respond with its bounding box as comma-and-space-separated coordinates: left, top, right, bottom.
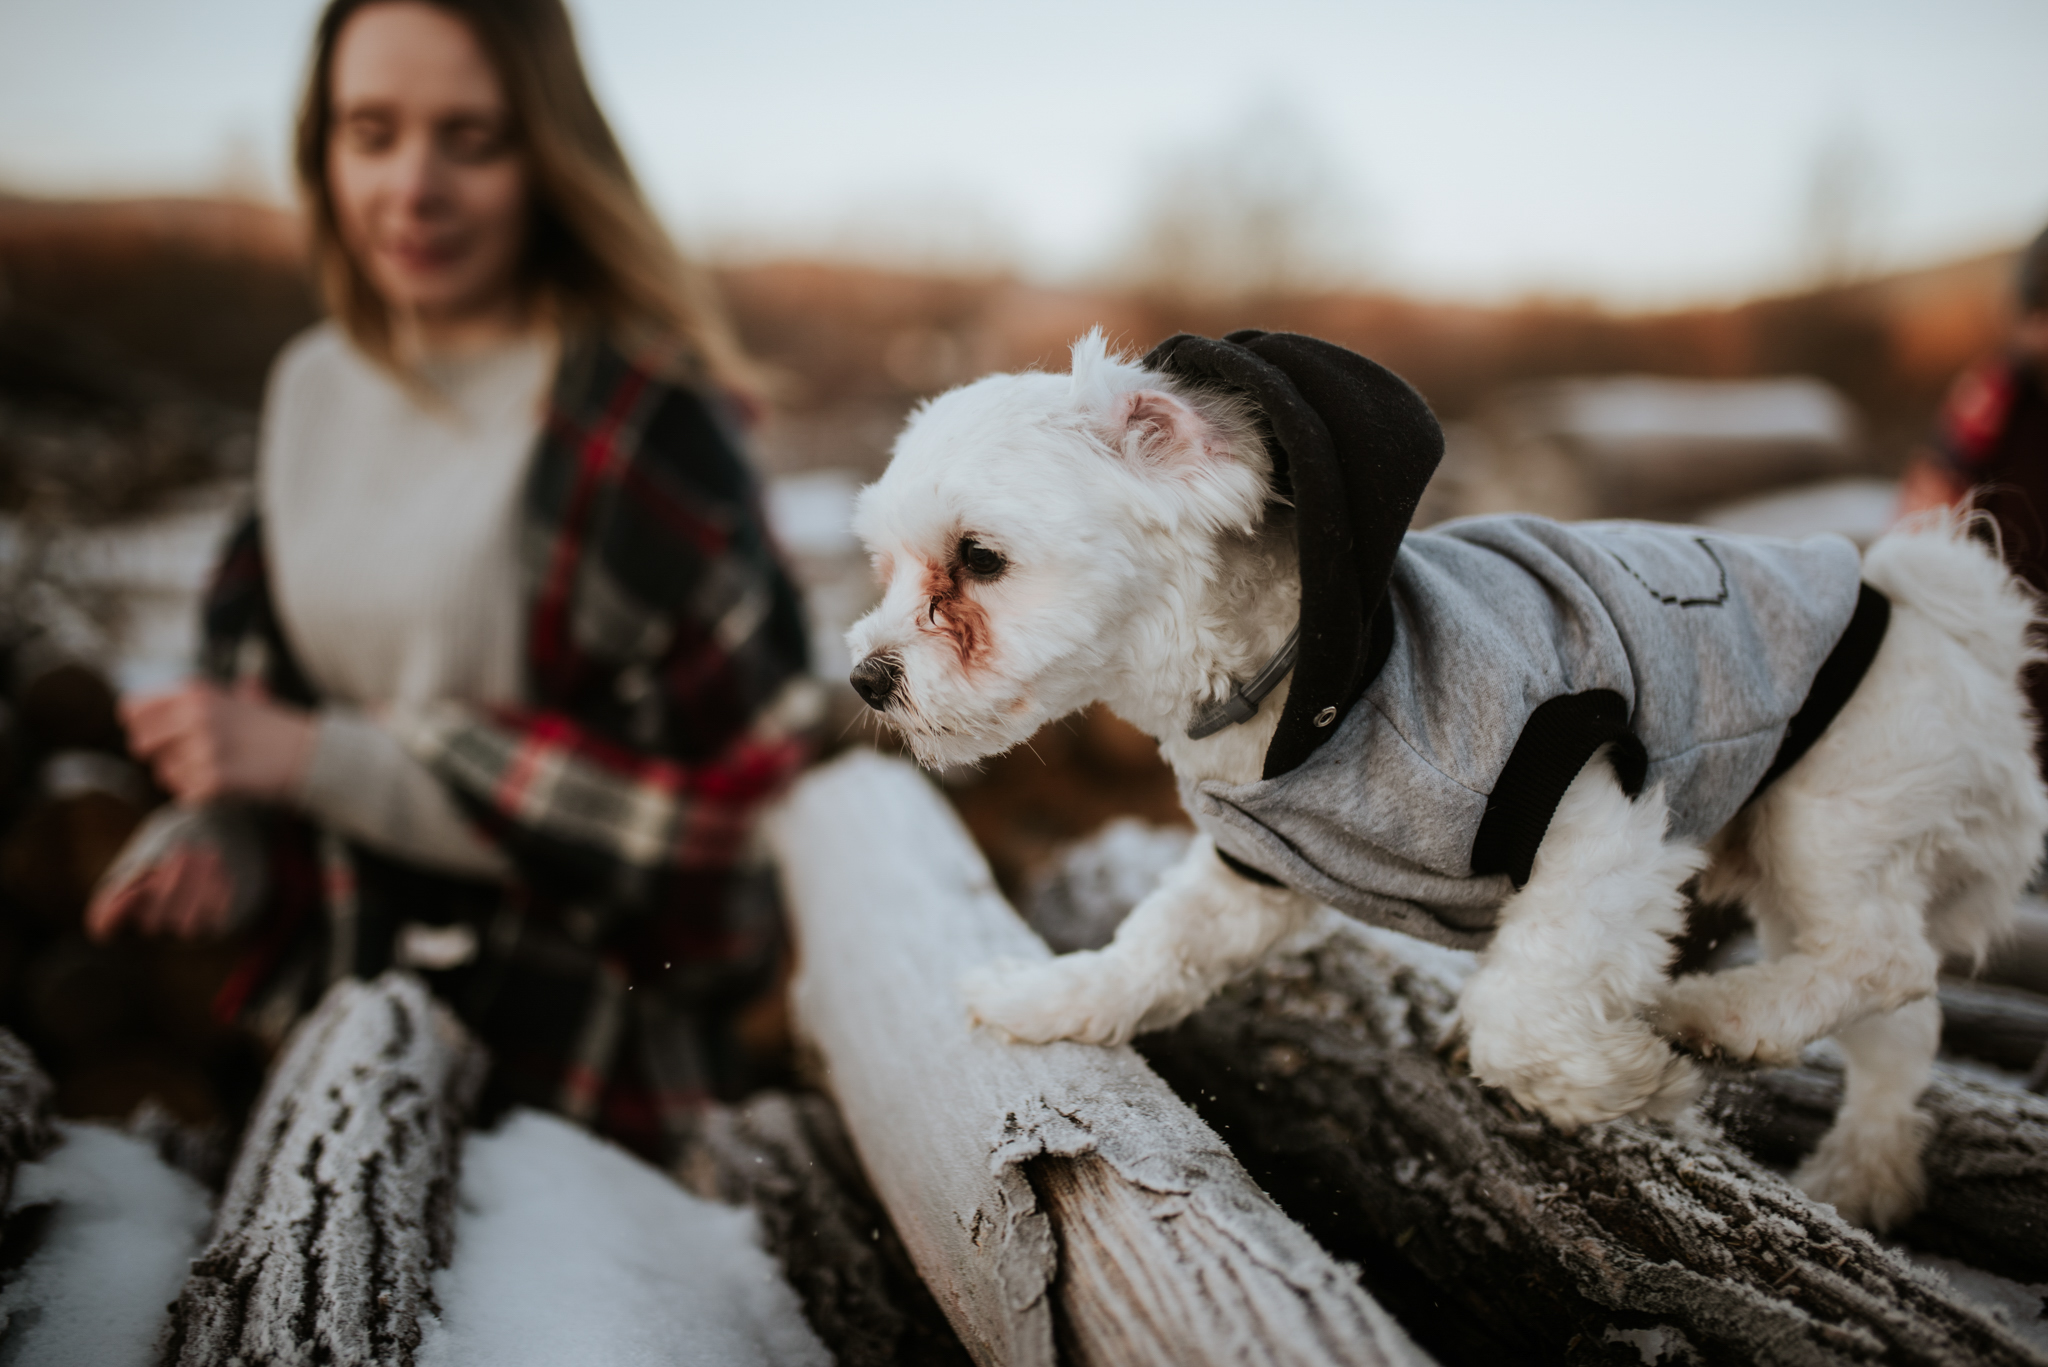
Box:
326, 2, 530, 331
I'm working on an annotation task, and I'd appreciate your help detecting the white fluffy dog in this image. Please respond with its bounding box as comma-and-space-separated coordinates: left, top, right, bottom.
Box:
845, 329, 2048, 1231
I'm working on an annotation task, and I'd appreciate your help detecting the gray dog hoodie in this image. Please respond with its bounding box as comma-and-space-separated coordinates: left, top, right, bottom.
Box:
1143, 332, 1885, 951
1180, 515, 1877, 950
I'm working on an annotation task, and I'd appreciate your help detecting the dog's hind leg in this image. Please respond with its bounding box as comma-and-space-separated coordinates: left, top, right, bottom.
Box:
1656, 527, 2046, 1064
1795, 995, 1940, 1231
960, 835, 1319, 1047
1457, 748, 1707, 1131
1654, 828, 1943, 1068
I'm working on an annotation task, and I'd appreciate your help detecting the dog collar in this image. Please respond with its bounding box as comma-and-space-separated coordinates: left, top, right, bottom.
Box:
1186, 626, 1301, 740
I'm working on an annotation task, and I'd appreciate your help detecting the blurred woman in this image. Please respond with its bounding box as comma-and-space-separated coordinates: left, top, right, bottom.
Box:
87, 0, 817, 1160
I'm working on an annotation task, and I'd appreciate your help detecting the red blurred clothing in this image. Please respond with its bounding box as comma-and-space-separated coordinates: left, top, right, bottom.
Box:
1930, 353, 2048, 771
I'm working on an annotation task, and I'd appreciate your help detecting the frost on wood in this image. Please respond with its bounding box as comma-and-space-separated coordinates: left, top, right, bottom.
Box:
161, 970, 488, 1367
766, 752, 1431, 1367
1137, 925, 2048, 1367
1707, 1055, 2048, 1283
684, 1089, 975, 1367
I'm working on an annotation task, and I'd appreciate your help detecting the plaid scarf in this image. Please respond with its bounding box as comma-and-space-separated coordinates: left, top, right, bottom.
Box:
205, 330, 816, 1161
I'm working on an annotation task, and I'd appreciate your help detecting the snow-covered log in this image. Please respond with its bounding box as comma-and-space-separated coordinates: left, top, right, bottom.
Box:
766, 752, 1430, 1367
1137, 927, 2046, 1367
1706, 1058, 2048, 1284
162, 970, 488, 1367
684, 1089, 975, 1367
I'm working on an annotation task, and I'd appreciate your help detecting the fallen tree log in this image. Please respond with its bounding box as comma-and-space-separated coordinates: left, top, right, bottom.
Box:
161, 970, 488, 1367
1136, 925, 2048, 1367
0, 1026, 58, 1299
0, 1028, 54, 1210
766, 752, 1431, 1367
683, 1089, 976, 1367
1949, 900, 2048, 998
1705, 1057, 2048, 1283
1931, 977, 2048, 1076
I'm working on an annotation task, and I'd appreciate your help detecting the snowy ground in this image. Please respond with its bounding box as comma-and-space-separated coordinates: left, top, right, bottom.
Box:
417, 1110, 829, 1367
0, 1123, 212, 1367
0, 469, 877, 708
0, 1113, 830, 1367
0, 481, 247, 694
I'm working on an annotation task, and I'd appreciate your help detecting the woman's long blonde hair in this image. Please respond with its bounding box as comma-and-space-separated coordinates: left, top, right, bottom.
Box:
294, 0, 759, 401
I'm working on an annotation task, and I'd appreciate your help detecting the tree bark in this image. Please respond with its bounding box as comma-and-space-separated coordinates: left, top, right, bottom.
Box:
766, 752, 1432, 1367
160, 970, 488, 1367
1704, 1056, 2048, 1283
681, 1088, 977, 1367
0, 1028, 54, 1212
1136, 924, 2048, 1367
0, 1026, 58, 1293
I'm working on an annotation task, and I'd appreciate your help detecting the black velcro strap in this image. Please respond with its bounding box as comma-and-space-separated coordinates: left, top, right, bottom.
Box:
1744, 583, 1891, 805
1216, 848, 1285, 887
1470, 690, 1647, 889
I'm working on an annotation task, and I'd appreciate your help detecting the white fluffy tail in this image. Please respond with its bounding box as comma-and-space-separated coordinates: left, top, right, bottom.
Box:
1862, 512, 2045, 685
1860, 511, 2048, 963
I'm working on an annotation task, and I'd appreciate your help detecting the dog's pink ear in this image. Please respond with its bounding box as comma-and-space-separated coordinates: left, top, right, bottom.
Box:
1110, 389, 1213, 468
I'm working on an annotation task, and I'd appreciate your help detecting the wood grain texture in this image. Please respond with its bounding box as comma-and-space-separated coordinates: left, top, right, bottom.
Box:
768, 751, 1430, 1367
1706, 1055, 2048, 1283
161, 970, 487, 1367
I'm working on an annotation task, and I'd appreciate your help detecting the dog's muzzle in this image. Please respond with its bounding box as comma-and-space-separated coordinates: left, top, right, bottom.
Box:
849, 653, 903, 711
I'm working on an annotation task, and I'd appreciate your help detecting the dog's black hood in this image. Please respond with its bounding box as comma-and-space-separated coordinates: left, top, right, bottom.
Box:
1143, 330, 1443, 779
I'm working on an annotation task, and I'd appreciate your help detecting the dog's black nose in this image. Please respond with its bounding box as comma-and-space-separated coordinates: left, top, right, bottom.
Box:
849, 654, 901, 711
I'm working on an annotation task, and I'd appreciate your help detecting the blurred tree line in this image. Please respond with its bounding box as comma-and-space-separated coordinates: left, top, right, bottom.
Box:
0, 188, 2016, 483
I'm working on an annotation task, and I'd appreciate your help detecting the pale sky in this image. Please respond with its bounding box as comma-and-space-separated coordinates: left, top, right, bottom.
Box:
1, 0, 2043, 306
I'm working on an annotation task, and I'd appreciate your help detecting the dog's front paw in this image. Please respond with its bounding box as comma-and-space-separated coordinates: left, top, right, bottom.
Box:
1652, 974, 1803, 1068
960, 952, 1151, 1046
1463, 1006, 1699, 1132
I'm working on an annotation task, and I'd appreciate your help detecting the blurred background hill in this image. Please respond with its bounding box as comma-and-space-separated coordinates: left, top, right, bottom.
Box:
0, 190, 2018, 481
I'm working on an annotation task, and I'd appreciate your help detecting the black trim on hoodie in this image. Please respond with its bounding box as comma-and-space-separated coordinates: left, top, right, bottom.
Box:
1143, 331, 1443, 780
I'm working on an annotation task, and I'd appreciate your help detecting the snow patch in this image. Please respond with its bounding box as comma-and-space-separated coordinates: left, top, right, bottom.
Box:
1603, 1322, 1701, 1365
1022, 818, 1192, 952
418, 1109, 831, 1367
0, 1122, 213, 1367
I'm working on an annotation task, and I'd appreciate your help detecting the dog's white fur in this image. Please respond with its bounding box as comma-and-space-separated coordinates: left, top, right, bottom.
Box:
847, 331, 2048, 1231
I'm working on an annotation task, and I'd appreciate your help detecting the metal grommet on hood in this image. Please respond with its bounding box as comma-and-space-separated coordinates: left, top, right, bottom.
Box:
1313, 706, 1337, 727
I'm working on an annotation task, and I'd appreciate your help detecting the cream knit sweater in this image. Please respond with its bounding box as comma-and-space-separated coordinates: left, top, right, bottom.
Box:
257, 323, 557, 879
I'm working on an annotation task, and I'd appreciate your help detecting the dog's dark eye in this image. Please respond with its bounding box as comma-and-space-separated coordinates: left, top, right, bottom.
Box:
959, 536, 1006, 579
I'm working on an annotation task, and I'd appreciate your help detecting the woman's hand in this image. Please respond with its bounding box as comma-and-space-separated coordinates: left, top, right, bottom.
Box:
85, 842, 235, 942
120, 681, 318, 807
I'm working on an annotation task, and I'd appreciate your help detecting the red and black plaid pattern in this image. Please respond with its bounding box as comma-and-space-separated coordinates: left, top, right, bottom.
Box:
204, 330, 815, 1161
